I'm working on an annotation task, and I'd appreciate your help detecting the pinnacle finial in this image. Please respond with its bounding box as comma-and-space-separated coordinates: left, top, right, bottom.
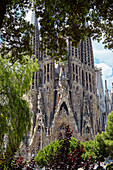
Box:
105, 80, 107, 90
31, 11, 38, 26
112, 82, 113, 93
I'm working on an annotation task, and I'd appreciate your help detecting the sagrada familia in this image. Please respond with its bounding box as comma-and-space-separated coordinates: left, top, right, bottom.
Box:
20, 14, 113, 160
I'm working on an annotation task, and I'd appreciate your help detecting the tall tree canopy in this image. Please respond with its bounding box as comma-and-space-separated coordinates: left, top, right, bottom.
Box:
0, 0, 113, 62
103, 111, 113, 157
94, 133, 109, 163
34, 0, 113, 60
0, 55, 38, 155
103, 111, 113, 141
0, 0, 33, 63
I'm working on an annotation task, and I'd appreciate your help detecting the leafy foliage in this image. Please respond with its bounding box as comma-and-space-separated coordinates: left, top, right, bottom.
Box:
0, 0, 113, 63
82, 140, 96, 163
35, 125, 92, 169
11, 155, 25, 169
94, 133, 109, 162
106, 163, 113, 170
0, 153, 37, 170
102, 111, 113, 157
34, 0, 113, 61
0, 145, 18, 169
0, 55, 38, 160
34, 140, 60, 167
82, 113, 113, 164
25, 157, 37, 169
103, 111, 113, 140
80, 135, 109, 165
35, 138, 79, 168
0, 0, 33, 63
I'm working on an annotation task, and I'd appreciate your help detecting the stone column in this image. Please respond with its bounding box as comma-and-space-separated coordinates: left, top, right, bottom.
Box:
79, 67, 81, 84
112, 83, 113, 110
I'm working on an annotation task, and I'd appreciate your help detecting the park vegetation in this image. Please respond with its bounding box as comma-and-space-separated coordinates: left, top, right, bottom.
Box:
0, 0, 113, 62
35, 112, 113, 169
0, 56, 38, 168
35, 125, 93, 169
0, 0, 113, 169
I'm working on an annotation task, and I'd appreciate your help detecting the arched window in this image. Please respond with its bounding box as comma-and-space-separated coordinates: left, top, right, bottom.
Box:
86, 72, 88, 90
82, 70, 85, 87
86, 126, 90, 134
81, 40, 83, 63
60, 124, 66, 130
39, 70, 43, 86
60, 102, 69, 115
32, 73, 34, 89
51, 63, 52, 80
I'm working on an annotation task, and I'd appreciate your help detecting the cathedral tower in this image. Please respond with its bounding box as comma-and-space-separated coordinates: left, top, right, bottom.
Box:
22, 14, 102, 159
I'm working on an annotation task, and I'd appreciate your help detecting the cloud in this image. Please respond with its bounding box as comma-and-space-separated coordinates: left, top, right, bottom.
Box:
93, 39, 113, 91
95, 63, 113, 91
25, 10, 32, 23
25, 12, 113, 91
92, 40, 113, 68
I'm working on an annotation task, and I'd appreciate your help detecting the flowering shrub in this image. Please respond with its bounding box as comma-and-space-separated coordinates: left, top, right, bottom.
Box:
11, 156, 25, 169
47, 125, 92, 169
0, 145, 17, 169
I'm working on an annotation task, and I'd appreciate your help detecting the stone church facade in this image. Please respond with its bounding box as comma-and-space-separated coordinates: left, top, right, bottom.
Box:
20, 15, 113, 159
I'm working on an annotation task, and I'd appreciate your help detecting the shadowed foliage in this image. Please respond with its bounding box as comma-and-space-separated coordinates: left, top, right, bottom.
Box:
0, 55, 38, 168
0, 0, 113, 62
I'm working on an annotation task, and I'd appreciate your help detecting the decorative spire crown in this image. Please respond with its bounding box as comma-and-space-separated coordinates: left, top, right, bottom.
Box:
31, 11, 38, 26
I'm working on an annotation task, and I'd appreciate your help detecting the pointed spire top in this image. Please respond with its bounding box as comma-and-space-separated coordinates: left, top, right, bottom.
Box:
31, 11, 38, 26
105, 80, 107, 90
112, 82, 113, 93
38, 87, 43, 110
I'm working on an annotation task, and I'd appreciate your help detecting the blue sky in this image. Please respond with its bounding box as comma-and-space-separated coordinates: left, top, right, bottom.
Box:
25, 10, 113, 91
92, 40, 113, 91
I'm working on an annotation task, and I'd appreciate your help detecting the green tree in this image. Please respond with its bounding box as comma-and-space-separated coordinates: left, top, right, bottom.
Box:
82, 140, 96, 163
94, 133, 109, 166
34, 0, 113, 61
106, 163, 113, 170
82, 135, 109, 165
0, 0, 33, 63
35, 140, 60, 167
0, 0, 113, 62
0, 55, 38, 165
34, 137, 78, 168
35, 125, 92, 169
69, 137, 78, 152
103, 111, 113, 157
103, 112, 113, 141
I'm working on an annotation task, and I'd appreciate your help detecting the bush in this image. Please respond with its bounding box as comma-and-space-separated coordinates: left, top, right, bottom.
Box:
35, 125, 93, 169
106, 163, 113, 170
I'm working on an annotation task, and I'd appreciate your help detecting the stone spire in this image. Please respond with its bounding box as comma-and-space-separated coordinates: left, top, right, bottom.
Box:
112, 83, 113, 110
105, 80, 108, 114
38, 88, 43, 113
105, 80, 108, 101
31, 11, 38, 27
105, 80, 107, 90
30, 11, 39, 59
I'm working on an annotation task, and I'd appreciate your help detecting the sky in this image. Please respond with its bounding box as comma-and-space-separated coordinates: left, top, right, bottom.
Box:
92, 40, 113, 91
25, 10, 113, 92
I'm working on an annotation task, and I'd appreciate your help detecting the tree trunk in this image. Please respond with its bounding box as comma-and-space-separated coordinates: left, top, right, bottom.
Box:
0, 0, 8, 28
98, 160, 100, 167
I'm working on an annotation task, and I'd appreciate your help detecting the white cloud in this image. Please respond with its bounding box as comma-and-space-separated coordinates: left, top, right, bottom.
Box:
93, 39, 113, 91
92, 40, 113, 68
95, 63, 113, 91
25, 10, 32, 23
